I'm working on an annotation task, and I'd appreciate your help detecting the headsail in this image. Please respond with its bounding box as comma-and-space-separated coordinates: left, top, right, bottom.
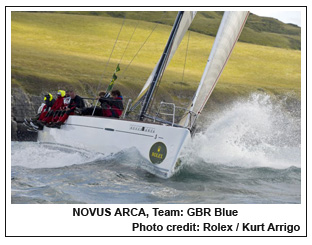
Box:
129, 11, 197, 112
179, 11, 249, 128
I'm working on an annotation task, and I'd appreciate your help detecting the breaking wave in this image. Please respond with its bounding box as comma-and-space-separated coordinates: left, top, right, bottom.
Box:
181, 93, 301, 169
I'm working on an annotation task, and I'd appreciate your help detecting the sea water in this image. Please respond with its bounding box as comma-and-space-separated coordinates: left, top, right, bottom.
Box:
10, 93, 301, 204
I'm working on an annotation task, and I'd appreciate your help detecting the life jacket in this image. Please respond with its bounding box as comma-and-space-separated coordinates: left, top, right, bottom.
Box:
51, 96, 65, 111
110, 96, 123, 118
99, 96, 123, 118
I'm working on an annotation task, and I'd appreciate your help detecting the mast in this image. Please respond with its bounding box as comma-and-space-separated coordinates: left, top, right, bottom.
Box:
139, 11, 184, 121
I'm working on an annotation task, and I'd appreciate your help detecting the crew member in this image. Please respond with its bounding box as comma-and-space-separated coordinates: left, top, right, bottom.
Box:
100, 90, 124, 118
52, 89, 85, 128
81, 90, 123, 118
81, 91, 106, 116
24, 93, 55, 130
40, 90, 65, 125
37, 93, 55, 121
49, 90, 71, 123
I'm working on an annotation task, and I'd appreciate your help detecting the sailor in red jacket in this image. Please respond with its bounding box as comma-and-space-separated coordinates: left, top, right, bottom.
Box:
49, 91, 71, 123
81, 90, 124, 118
51, 89, 85, 128
37, 93, 55, 121
25, 93, 55, 130
41, 90, 65, 124
99, 90, 124, 118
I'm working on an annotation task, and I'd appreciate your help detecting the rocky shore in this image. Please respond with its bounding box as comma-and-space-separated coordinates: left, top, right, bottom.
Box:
11, 88, 44, 141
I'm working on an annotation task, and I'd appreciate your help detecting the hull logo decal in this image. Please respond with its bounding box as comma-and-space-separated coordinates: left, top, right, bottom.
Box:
149, 142, 167, 164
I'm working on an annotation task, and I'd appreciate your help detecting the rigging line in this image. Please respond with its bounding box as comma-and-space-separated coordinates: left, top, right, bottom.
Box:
118, 15, 141, 65
95, 16, 126, 93
182, 30, 191, 84
119, 12, 166, 78
120, 23, 158, 76
91, 17, 126, 116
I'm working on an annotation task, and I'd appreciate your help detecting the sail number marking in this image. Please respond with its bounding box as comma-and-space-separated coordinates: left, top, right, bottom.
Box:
130, 124, 155, 134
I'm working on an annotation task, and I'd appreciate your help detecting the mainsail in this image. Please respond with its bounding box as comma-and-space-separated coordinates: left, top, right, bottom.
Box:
179, 11, 249, 128
129, 11, 197, 112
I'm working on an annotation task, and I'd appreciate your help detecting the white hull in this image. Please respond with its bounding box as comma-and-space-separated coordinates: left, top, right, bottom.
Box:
38, 116, 190, 178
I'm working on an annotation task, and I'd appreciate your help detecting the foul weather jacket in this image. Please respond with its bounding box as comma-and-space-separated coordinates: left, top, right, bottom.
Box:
67, 95, 85, 114
99, 96, 124, 118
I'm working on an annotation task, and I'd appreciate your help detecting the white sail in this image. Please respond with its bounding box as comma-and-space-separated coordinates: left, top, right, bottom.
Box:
130, 11, 197, 109
179, 11, 249, 127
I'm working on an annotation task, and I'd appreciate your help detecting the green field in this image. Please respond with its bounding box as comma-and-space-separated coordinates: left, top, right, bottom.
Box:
11, 12, 301, 105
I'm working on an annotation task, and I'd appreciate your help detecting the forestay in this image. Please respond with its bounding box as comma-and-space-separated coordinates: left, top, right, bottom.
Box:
179, 11, 249, 128
130, 11, 197, 110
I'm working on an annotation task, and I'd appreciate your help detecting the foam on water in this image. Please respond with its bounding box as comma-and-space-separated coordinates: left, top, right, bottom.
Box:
182, 93, 301, 169
11, 142, 108, 168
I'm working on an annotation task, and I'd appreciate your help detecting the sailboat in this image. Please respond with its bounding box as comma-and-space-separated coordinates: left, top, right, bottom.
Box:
38, 11, 249, 178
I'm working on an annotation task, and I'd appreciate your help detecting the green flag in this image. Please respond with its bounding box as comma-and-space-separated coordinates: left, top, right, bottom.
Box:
112, 73, 117, 82
104, 64, 121, 96
115, 63, 120, 73
105, 73, 117, 94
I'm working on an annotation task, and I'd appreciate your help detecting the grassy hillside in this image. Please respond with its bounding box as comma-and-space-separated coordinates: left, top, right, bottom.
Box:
53, 11, 301, 50
11, 12, 301, 105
